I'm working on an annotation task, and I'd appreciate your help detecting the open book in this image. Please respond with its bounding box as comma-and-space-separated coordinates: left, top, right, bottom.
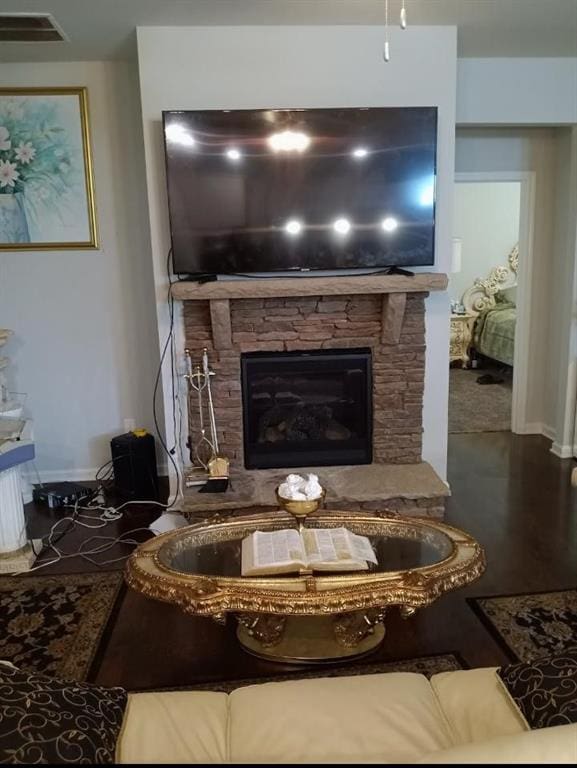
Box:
241, 527, 378, 576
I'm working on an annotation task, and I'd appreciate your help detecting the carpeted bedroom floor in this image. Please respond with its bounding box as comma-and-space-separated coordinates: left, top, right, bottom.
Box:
449, 366, 512, 433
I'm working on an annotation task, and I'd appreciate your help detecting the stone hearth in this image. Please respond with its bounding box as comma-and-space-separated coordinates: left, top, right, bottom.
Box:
180, 463, 449, 519
172, 273, 448, 518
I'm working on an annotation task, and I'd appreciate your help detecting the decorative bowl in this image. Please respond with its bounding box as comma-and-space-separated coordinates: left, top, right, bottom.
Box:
275, 487, 326, 531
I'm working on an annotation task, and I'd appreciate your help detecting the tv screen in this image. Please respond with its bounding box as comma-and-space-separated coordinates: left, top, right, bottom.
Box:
163, 106, 437, 275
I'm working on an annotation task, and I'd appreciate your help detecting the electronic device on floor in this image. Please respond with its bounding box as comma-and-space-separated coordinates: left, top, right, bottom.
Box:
32, 481, 94, 510
110, 429, 159, 501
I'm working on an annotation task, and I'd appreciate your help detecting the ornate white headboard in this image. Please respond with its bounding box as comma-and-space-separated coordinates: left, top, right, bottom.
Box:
461, 244, 519, 316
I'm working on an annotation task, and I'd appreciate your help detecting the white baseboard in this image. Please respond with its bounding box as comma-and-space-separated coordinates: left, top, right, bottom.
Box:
516, 422, 546, 435
531, 424, 575, 458
518, 423, 574, 458
511, 423, 574, 459
551, 441, 574, 459
515, 422, 559, 442
23, 464, 169, 485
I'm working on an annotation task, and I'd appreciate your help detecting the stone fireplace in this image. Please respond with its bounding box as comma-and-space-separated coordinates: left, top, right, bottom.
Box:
173, 273, 449, 518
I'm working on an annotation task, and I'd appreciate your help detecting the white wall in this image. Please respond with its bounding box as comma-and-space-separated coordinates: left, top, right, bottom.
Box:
455, 128, 564, 433
2, 45, 575, 482
551, 127, 577, 457
450, 182, 521, 303
454, 63, 577, 455
135, 25, 457, 492
0, 61, 159, 480
457, 58, 577, 125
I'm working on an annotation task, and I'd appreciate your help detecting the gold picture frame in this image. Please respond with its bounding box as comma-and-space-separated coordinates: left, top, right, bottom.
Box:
0, 87, 98, 250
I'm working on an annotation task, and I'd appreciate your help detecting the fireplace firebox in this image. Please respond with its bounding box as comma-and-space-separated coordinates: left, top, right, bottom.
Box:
241, 349, 372, 470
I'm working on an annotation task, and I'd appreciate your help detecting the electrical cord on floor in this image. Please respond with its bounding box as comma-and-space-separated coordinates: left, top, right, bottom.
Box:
29, 452, 120, 560
29, 486, 99, 560
28, 453, 169, 564
9, 496, 158, 576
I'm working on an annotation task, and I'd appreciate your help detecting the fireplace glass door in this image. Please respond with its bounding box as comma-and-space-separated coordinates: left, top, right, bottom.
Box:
241, 349, 372, 470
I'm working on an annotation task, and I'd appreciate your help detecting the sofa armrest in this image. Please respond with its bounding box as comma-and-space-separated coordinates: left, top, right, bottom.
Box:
430, 667, 527, 744
418, 723, 577, 764
117, 691, 229, 764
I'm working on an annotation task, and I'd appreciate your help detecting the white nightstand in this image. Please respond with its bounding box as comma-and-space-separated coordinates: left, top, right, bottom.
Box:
450, 313, 476, 368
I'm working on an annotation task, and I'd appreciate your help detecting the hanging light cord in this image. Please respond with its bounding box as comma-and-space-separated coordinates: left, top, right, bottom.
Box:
383, 0, 390, 62
384, 0, 408, 62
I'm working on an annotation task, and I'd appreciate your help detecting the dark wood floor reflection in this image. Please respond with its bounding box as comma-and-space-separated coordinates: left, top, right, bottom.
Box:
24, 433, 577, 691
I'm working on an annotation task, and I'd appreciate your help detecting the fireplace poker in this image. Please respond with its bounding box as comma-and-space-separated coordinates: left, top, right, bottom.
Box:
183, 349, 213, 481
193, 364, 216, 468
202, 348, 219, 455
198, 348, 230, 493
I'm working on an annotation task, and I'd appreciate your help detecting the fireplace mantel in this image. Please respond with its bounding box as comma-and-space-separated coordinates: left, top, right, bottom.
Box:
173, 273, 447, 350
171, 272, 447, 301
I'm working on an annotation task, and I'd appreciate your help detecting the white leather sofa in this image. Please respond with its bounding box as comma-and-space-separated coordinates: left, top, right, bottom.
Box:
117, 667, 577, 763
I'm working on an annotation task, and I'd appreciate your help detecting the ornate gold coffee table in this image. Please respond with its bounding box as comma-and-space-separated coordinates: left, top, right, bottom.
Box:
125, 510, 485, 663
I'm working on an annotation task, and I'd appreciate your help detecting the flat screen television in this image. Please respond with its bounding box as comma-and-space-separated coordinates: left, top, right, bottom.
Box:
162, 106, 437, 276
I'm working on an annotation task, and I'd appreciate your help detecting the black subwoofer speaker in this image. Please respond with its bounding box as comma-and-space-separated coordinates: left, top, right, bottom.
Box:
110, 430, 159, 501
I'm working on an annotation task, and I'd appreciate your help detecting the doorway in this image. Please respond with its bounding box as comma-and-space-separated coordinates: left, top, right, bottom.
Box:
448, 174, 534, 435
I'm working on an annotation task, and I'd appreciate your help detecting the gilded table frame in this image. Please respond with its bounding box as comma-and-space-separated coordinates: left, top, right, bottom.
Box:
125, 510, 485, 619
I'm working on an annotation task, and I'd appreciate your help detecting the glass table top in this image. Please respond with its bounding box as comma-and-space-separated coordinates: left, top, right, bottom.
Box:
157, 513, 455, 579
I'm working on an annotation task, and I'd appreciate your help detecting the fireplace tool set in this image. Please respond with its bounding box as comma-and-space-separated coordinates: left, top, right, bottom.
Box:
184, 348, 230, 492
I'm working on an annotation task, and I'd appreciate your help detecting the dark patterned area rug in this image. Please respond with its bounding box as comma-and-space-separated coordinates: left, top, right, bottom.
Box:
469, 589, 577, 662
154, 653, 465, 694
0, 572, 124, 682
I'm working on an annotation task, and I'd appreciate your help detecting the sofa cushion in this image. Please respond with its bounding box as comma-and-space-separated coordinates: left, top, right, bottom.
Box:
228, 672, 454, 764
117, 690, 229, 764
0, 662, 127, 765
497, 648, 577, 729
430, 667, 527, 744
418, 723, 577, 764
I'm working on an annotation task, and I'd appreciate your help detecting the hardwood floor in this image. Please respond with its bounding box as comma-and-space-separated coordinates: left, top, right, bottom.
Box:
23, 433, 577, 691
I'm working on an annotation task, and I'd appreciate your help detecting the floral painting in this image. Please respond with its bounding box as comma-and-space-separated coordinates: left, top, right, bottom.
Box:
0, 88, 97, 249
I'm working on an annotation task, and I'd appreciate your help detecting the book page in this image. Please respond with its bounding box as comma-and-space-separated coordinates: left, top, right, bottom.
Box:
345, 530, 378, 565
301, 528, 377, 570
301, 528, 340, 564
251, 529, 305, 570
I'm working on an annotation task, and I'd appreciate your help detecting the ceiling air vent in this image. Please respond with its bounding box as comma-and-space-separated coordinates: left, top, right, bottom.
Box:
0, 13, 68, 43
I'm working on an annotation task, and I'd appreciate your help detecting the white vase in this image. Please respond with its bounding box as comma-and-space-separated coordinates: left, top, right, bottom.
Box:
0, 193, 30, 243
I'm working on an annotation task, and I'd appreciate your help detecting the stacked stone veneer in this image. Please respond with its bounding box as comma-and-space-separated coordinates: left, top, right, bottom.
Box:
183, 292, 426, 471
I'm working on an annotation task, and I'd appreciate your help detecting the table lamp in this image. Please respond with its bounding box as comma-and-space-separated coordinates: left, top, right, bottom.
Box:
451, 237, 462, 274
450, 238, 464, 314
